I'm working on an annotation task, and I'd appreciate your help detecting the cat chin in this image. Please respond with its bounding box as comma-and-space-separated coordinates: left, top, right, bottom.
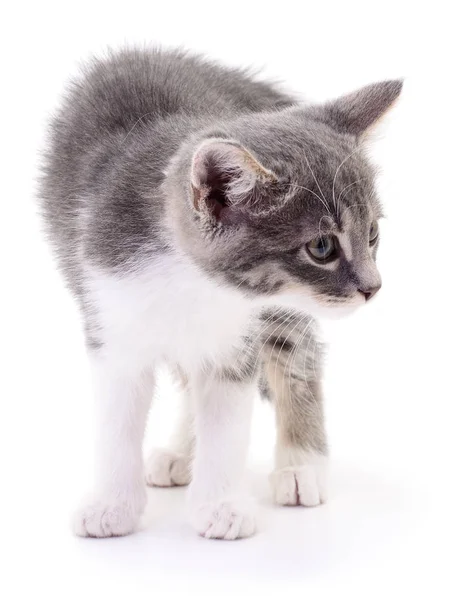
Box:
313, 303, 363, 320
257, 292, 364, 320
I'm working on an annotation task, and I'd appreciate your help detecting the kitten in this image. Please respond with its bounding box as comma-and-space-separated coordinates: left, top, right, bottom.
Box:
39, 48, 401, 540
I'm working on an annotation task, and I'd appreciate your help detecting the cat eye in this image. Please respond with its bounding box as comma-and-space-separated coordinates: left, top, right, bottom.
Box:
306, 236, 338, 262
369, 221, 379, 245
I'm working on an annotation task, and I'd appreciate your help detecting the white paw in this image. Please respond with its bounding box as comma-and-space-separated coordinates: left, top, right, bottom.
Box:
189, 498, 257, 540
271, 465, 328, 507
72, 496, 145, 538
145, 449, 191, 487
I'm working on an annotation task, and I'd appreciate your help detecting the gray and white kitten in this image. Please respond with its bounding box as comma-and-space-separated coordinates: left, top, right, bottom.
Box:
39, 48, 401, 540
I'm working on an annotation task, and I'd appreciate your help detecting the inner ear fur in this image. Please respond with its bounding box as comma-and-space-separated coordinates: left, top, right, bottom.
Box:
190, 138, 278, 218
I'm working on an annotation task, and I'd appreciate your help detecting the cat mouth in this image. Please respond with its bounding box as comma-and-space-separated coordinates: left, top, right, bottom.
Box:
320, 294, 366, 308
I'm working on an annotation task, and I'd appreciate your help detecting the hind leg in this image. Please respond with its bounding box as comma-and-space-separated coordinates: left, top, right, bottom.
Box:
145, 368, 195, 487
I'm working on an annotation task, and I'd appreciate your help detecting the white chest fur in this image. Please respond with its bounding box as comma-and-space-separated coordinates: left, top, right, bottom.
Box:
85, 254, 255, 372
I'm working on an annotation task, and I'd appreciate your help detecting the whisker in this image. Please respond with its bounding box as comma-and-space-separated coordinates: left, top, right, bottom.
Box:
233, 307, 288, 374
285, 318, 319, 413
257, 314, 298, 400
331, 145, 363, 217
301, 318, 317, 406
336, 178, 366, 207
336, 202, 372, 220
121, 112, 152, 144
302, 151, 331, 214
272, 312, 311, 405
317, 214, 333, 240
257, 311, 298, 374
281, 182, 332, 215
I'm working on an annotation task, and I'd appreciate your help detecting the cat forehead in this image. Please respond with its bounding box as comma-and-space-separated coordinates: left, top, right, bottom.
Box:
282, 165, 378, 229
269, 132, 373, 194
294, 207, 373, 242
300, 142, 371, 182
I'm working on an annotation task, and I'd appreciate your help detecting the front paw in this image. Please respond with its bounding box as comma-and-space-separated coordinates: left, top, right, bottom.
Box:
189, 497, 257, 540
72, 494, 146, 538
145, 449, 191, 487
271, 465, 328, 507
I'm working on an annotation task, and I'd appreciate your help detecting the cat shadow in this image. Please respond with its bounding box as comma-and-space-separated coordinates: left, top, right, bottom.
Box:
72, 461, 414, 584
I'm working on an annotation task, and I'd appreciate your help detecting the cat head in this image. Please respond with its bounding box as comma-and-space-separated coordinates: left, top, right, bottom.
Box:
167, 80, 402, 318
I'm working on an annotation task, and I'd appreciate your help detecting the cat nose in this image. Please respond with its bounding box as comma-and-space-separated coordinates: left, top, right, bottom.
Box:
358, 284, 381, 301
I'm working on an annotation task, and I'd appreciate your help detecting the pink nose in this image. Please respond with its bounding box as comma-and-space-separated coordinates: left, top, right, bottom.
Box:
358, 285, 381, 301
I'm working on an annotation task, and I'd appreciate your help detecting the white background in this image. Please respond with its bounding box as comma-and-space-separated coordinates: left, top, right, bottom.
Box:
2, 1, 448, 598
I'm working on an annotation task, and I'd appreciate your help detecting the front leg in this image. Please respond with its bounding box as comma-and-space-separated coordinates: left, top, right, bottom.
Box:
188, 372, 257, 540
270, 378, 328, 506
262, 315, 328, 506
73, 352, 154, 537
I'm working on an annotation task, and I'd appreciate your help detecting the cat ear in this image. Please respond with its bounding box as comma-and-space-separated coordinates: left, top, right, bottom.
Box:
190, 139, 278, 224
313, 80, 403, 137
